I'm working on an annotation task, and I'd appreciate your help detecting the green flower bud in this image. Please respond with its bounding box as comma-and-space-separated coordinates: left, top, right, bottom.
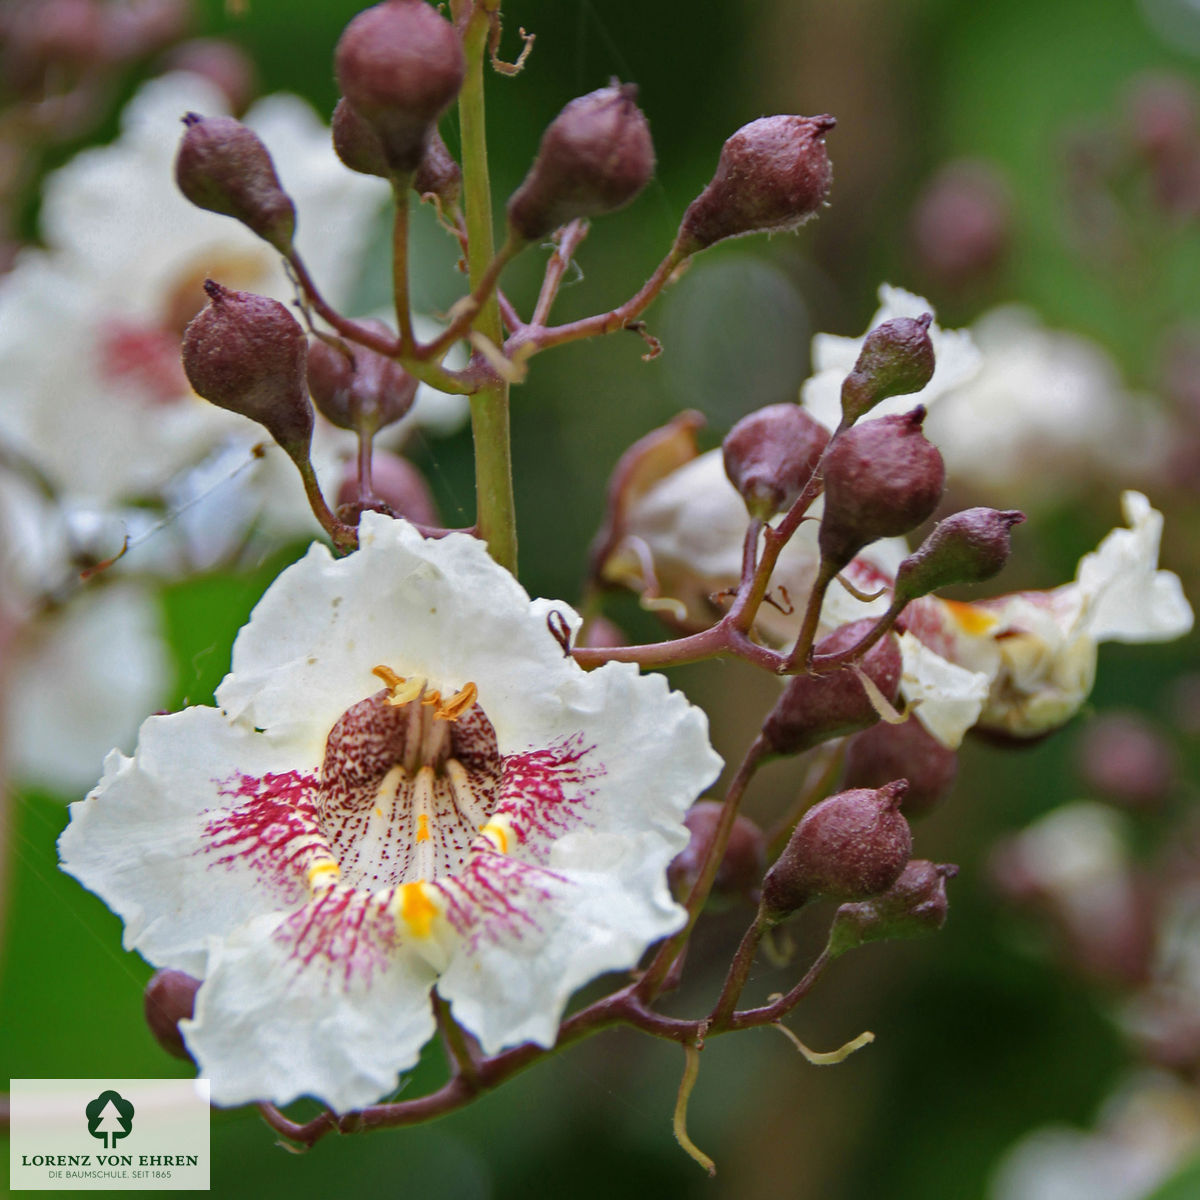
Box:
840, 314, 936, 425
893, 507, 1024, 602
828, 860, 957, 956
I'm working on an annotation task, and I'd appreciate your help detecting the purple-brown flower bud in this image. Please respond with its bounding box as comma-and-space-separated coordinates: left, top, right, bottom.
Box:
332, 96, 390, 178
762, 781, 913, 919
722, 403, 830, 519
893, 507, 1025, 602
334, 0, 465, 173
143, 969, 200, 1062
413, 128, 462, 206
307, 323, 417, 433
677, 115, 834, 254
668, 800, 767, 904
164, 39, 258, 114
507, 84, 655, 243
762, 620, 902, 757
175, 114, 296, 253
1076, 712, 1177, 811
182, 280, 313, 457
336, 449, 439, 526
840, 315, 936, 426
818, 407, 945, 571
843, 718, 958, 819
828, 860, 957, 954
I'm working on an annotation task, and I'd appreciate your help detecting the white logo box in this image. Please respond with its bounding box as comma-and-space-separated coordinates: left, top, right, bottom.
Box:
10, 1079, 210, 1192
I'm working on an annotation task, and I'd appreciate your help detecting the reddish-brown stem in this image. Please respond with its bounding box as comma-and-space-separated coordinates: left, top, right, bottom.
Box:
506, 245, 685, 360
638, 736, 768, 1003
531, 219, 589, 326
782, 557, 837, 674
706, 914, 767, 1031
726, 946, 833, 1030
417, 238, 520, 363
808, 596, 907, 675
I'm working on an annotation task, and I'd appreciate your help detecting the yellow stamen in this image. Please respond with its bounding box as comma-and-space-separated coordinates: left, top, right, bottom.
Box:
307, 860, 340, 889
398, 882, 437, 939
420, 689, 443, 708
479, 817, 511, 855
372, 664, 403, 689
942, 599, 999, 637
435, 681, 478, 721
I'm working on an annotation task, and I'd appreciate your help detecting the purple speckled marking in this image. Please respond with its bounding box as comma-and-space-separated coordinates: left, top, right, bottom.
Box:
202, 771, 324, 904
433, 853, 563, 950
273, 886, 398, 990
495, 734, 603, 858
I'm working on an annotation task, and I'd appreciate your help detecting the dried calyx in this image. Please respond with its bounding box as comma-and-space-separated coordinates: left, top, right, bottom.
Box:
761, 781, 913, 920
893, 507, 1025, 602
762, 620, 902, 757
840, 314, 936, 426
181, 280, 313, 460
722, 403, 830, 519
507, 83, 655, 243
334, 0, 465, 174
669, 800, 766, 905
676, 114, 834, 254
818, 407, 945, 572
175, 113, 296, 253
843, 718, 958, 819
307, 321, 418, 433
828, 860, 958, 955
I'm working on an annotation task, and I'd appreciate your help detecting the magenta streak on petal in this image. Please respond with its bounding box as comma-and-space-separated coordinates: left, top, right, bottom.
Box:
201, 771, 323, 904
433, 853, 562, 950
898, 597, 962, 659
844, 555, 895, 595
275, 886, 399, 991
97, 320, 189, 404
494, 734, 603, 856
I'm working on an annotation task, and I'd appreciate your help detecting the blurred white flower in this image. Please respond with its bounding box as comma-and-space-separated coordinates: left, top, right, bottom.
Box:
60, 516, 721, 1111
923, 307, 1168, 504
800, 284, 982, 433
990, 1071, 1200, 1200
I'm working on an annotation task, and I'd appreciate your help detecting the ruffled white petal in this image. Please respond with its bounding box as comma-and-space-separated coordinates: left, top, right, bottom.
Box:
184, 895, 438, 1111
436, 849, 684, 1054
8, 583, 171, 793
801, 284, 981, 431
59, 707, 320, 975
897, 632, 990, 749
1072, 491, 1194, 644
218, 516, 605, 755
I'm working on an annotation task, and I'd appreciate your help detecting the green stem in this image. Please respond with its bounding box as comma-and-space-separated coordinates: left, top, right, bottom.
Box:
390, 174, 416, 352
458, 6, 517, 574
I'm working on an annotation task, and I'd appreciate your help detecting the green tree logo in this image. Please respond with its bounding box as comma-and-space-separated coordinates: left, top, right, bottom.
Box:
85, 1090, 135, 1149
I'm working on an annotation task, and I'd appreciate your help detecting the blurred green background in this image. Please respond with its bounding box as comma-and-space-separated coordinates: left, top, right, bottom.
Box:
4, 0, 1200, 1196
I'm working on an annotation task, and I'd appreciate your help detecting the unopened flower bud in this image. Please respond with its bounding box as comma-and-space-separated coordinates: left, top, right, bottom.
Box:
182, 280, 313, 457
762, 620, 902, 756
334, 0, 465, 173
762, 781, 912, 919
910, 160, 1011, 291
1076, 712, 1176, 811
843, 718, 958, 819
677, 114, 834, 254
507, 84, 655, 243
668, 800, 767, 904
578, 616, 628, 650
840, 315, 936, 425
336, 449, 438, 526
893, 507, 1024, 602
828, 860, 957, 955
143, 969, 199, 1061
164, 39, 258, 113
175, 114, 296, 253
332, 96, 390, 178
722, 403, 830, 519
413, 128, 462, 206
307, 323, 417, 433
818, 407, 945, 571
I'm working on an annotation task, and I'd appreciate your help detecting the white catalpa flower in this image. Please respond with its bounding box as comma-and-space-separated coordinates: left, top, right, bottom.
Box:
800, 284, 982, 433
0, 71, 465, 540
901, 492, 1193, 738
0, 472, 171, 794
60, 516, 721, 1112
922, 307, 1168, 504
